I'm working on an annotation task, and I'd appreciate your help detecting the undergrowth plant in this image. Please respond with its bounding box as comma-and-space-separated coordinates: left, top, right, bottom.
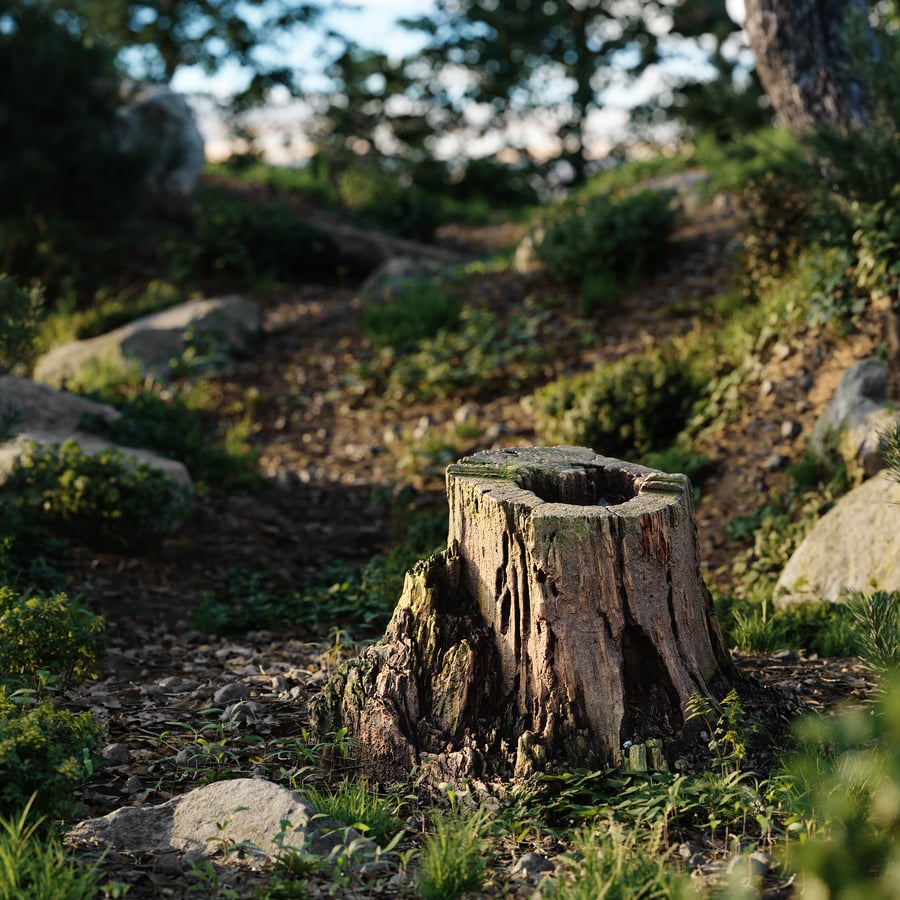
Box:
0, 797, 101, 899
3, 439, 190, 552
846, 590, 900, 675
416, 801, 493, 900
304, 777, 403, 848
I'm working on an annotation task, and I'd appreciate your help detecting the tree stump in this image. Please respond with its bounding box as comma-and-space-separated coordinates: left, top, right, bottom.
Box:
311, 446, 739, 782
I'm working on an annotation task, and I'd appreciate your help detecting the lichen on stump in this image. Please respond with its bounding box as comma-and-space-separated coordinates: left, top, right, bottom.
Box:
310, 446, 739, 782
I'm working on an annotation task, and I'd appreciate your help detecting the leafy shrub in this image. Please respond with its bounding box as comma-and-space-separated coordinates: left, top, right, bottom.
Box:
81, 386, 260, 492
0, 797, 102, 898
783, 674, 900, 898
3, 439, 190, 552
533, 189, 679, 308
167, 188, 341, 287
0, 588, 103, 688
0, 275, 43, 375
360, 281, 461, 354
737, 171, 812, 287
371, 306, 549, 403
851, 184, 900, 300
0, 3, 146, 293
337, 164, 440, 240
534, 342, 704, 460
0, 689, 102, 820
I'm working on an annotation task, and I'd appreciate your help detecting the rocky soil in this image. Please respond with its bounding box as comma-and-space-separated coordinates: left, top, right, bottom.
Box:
56, 189, 890, 897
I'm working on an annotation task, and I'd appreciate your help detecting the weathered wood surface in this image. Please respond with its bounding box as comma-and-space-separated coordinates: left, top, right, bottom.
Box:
311, 446, 738, 782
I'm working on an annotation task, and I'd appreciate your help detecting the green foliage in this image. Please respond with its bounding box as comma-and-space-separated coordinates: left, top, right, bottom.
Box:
541, 820, 691, 900
0, 689, 102, 821
782, 674, 900, 898
0, 275, 43, 375
360, 304, 549, 404
736, 171, 812, 287
846, 590, 900, 675
337, 165, 440, 240
3, 439, 190, 552
360, 282, 461, 355
167, 188, 340, 288
533, 190, 679, 308
0, 797, 101, 899
534, 342, 704, 460
0, 588, 103, 689
80, 382, 260, 492
193, 508, 445, 635
883, 421, 900, 481
416, 804, 492, 900
850, 184, 900, 301
0, 2, 146, 294
304, 777, 403, 847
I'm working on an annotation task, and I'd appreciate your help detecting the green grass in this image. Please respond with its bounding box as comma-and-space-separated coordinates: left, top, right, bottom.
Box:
304, 777, 403, 847
416, 804, 492, 900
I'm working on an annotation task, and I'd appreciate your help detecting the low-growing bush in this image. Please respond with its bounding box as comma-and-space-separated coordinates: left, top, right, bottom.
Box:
533, 189, 679, 310
534, 342, 704, 460
0, 689, 102, 821
0, 587, 103, 688
3, 439, 190, 552
167, 188, 341, 288
0, 275, 43, 375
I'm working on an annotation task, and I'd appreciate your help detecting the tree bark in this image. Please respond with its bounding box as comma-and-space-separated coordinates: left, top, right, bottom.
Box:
743, 0, 870, 136
310, 447, 739, 782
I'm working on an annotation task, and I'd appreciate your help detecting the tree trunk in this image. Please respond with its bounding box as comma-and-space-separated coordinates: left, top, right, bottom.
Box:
310, 447, 739, 783
743, 0, 870, 136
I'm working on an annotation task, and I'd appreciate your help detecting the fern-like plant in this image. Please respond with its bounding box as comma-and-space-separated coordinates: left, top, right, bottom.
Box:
846, 590, 900, 675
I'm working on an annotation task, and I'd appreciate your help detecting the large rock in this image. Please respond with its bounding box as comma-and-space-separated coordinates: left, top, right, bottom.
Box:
33, 296, 260, 388
810, 359, 900, 483
66, 778, 368, 864
116, 85, 205, 221
0, 375, 192, 490
775, 471, 900, 604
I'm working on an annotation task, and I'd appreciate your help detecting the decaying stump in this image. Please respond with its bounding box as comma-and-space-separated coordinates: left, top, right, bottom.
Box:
310, 446, 739, 782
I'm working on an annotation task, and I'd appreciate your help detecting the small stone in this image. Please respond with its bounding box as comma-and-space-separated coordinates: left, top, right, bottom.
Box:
799, 372, 814, 390
124, 774, 143, 794
213, 682, 250, 705
101, 743, 132, 765
220, 700, 264, 724
765, 453, 788, 471
780, 420, 802, 440
508, 852, 554, 881
454, 404, 479, 425
760, 380, 775, 398
772, 341, 791, 361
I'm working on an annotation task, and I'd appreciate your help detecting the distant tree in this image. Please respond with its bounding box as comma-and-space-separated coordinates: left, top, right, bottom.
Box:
44, 0, 322, 105
402, 0, 660, 186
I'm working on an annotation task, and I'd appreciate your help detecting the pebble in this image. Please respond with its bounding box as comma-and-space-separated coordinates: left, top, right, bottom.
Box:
101, 743, 132, 765
780, 420, 802, 440
772, 341, 792, 361
213, 681, 251, 705
760, 380, 775, 398
508, 852, 554, 881
765, 453, 789, 471
124, 774, 143, 795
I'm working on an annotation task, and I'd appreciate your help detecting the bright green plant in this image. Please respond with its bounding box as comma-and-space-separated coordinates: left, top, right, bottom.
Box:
0, 689, 102, 820
0, 796, 101, 899
846, 590, 900, 675
0, 587, 103, 688
541, 819, 692, 900
533, 189, 679, 307
884, 421, 900, 480
534, 342, 704, 460
416, 804, 492, 900
781, 673, 900, 898
3, 439, 190, 552
304, 777, 403, 848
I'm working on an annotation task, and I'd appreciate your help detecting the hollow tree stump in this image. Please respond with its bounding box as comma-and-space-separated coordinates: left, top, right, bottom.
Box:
310, 446, 739, 782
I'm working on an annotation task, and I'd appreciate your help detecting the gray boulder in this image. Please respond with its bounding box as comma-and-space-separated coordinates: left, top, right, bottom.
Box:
0, 375, 192, 490
775, 471, 900, 604
66, 778, 368, 864
358, 256, 451, 304
33, 296, 260, 388
116, 85, 205, 220
810, 359, 900, 483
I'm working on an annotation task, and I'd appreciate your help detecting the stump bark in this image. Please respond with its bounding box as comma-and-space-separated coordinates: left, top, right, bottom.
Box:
311, 446, 738, 782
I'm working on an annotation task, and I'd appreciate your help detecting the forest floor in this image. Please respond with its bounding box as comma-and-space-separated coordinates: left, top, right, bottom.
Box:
58, 188, 887, 896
